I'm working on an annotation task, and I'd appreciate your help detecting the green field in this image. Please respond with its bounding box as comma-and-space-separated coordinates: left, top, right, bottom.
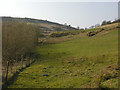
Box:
8, 26, 118, 88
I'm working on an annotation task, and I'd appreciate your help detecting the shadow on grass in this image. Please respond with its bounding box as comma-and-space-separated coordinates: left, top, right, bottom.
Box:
2, 60, 36, 88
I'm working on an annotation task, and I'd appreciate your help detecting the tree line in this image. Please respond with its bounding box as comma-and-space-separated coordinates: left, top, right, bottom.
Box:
75, 19, 120, 30
2, 20, 39, 85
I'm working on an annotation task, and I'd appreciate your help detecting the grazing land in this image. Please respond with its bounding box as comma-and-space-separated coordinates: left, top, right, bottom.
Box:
7, 22, 118, 88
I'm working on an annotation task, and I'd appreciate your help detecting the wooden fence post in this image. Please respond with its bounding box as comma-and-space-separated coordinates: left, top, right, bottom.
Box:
25, 58, 27, 67
15, 58, 17, 72
30, 59, 31, 65
5, 61, 9, 82
21, 58, 23, 69
29, 58, 30, 66
10, 62, 13, 73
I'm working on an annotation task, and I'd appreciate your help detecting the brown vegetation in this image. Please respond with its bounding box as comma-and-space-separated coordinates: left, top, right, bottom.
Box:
2, 21, 39, 84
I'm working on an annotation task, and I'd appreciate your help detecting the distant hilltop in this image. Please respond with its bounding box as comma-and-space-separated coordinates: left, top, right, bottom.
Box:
2, 16, 77, 33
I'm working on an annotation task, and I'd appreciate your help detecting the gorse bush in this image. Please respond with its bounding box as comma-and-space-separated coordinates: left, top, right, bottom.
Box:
50, 32, 69, 37
87, 28, 105, 37
50, 31, 80, 37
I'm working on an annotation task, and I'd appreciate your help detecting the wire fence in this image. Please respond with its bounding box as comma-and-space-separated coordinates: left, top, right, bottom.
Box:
2, 58, 35, 86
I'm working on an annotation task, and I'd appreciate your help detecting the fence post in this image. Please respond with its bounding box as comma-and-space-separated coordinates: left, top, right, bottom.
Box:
21, 56, 23, 69
15, 58, 17, 72
5, 61, 9, 82
30, 59, 31, 65
25, 58, 27, 67
22, 58, 23, 68
29, 58, 30, 66
10, 61, 13, 73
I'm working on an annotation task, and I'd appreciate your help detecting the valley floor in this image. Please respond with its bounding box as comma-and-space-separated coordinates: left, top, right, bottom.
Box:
8, 28, 118, 88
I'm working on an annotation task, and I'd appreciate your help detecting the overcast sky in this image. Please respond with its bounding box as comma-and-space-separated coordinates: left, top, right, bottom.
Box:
0, 0, 118, 28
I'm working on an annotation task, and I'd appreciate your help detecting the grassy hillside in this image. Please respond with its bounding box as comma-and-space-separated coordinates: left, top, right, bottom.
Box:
6, 23, 118, 88
2, 17, 77, 33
